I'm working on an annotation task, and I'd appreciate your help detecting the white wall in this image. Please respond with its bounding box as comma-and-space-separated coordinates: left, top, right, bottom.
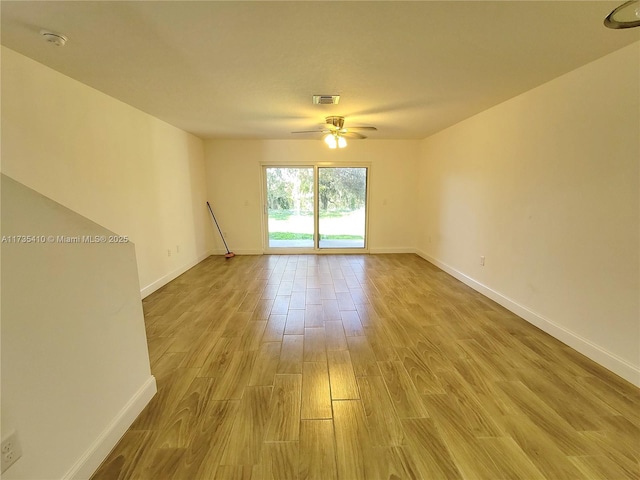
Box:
1, 175, 156, 479
1, 46, 212, 297
417, 43, 640, 385
204, 139, 419, 254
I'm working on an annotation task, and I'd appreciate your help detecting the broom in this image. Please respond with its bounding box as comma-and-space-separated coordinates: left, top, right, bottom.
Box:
206, 202, 235, 258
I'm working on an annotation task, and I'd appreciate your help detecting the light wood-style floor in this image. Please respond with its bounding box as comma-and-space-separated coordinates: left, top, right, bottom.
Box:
91, 254, 639, 480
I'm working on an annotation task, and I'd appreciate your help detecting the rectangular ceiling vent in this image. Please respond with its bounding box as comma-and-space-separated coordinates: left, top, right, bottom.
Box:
313, 95, 340, 105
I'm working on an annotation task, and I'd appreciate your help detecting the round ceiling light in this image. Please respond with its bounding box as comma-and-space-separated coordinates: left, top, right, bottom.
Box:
604, 0, 640, 29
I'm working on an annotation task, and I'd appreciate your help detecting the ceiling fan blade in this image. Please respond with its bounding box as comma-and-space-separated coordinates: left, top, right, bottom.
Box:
346, 126, 377, 131
342, 132, 367, 139
292, 130, 331, 134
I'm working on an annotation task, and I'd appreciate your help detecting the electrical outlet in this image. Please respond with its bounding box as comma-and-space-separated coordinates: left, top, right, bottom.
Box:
1, 430, 22, 473
167, 249, 172, 257
480, 256, 485, 266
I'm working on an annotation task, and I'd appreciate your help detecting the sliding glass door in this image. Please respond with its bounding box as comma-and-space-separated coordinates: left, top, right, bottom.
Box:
264, 165, 368, 251
318, 167, 367, 248
265, 167, 314, 248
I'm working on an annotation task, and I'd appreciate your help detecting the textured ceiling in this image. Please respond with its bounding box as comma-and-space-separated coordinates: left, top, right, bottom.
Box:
1, 1, 638, 139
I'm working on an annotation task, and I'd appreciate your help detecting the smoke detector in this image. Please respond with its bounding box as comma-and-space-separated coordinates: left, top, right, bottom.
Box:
40, 30, 67, 47
312, 95, 340, 105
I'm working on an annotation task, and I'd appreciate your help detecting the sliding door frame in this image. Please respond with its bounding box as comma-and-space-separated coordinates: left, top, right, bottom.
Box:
261, 162, 371, 254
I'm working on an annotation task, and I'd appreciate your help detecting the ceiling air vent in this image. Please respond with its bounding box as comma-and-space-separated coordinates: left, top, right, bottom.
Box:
313, 95, 340, 105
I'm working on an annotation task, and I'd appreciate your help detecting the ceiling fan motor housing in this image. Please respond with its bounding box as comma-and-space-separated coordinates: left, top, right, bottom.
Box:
326, 116, 345, 129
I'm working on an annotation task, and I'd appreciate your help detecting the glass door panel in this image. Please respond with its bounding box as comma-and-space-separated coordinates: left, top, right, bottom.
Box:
265, 167, 314, 248
318, 167, 367, 249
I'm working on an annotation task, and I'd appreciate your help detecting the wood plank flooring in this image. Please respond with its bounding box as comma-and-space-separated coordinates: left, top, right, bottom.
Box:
91, 254, 640, 480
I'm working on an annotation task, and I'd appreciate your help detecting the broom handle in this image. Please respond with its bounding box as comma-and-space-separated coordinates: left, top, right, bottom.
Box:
207, 202, 231, 254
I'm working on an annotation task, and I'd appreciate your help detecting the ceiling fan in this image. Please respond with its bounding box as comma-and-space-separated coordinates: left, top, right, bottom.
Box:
292, 116, 377, 148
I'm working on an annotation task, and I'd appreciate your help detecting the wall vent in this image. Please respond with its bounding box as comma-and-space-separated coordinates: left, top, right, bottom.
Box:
312, 95, 340, 105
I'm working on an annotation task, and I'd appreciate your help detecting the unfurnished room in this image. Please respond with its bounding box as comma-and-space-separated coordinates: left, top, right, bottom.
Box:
1, 1, 639, 479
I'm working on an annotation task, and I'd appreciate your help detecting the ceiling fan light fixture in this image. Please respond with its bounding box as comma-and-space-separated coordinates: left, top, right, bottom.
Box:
604, 0, 640, 28
324, 134, 337, 148
292, 116, 373, 148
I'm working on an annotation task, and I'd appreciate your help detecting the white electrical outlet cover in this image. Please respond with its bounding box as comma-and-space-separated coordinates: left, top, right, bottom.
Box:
1, 430, 22, 473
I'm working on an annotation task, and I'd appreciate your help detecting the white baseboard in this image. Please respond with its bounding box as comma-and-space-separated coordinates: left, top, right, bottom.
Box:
210, 247, 415, 256
140, 250, 213, 298
415, 249, 640, 387
63, 376, 157, 480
